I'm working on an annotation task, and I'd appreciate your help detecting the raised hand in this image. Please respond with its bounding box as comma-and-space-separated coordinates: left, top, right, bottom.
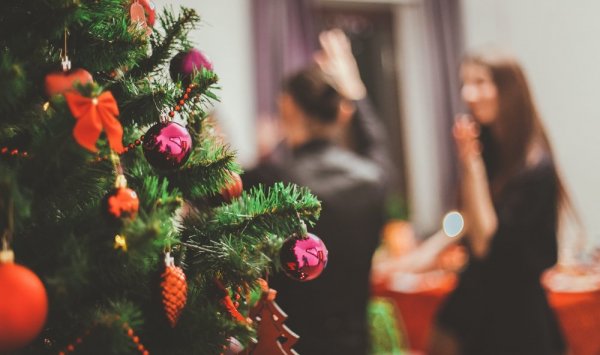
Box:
453, 114, 481, 164
314, 29, 366, 101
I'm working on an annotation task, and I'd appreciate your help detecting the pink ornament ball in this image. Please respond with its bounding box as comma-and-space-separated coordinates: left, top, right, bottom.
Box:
280, 232, 328, 281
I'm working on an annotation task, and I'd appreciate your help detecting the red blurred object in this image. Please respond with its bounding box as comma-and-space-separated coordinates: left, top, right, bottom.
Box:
104, 187, 139, 220
221, 172, 243, 202
65, 90, 124, 153
161, 259, 187, 327
215, 279, 247, 324
139, 0, 156, 27
44, 68, 93, 97
372, 273, 455, 351
373, 267, 600, 354
381, 220, 417, 257
0, 261, 48, 352
543, 267, 600, 355
243, 279, 299, 355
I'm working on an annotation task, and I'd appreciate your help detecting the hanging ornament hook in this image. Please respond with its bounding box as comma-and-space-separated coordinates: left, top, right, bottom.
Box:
0, 198, 15, 263
61, 27, 71, 71
159, 109, 171, 123
164, 251, 174, 267
109, 151, 125, 181
295, 212, 308, 237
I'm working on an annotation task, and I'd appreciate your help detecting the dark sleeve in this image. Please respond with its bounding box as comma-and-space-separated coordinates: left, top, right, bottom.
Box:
486, 162, 559, 276
350, 98, 395, 182
242, 142, 290, 190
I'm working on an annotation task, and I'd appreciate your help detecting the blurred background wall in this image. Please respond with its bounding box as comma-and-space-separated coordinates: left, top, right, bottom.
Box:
154, 0, 257, 166
154, 0, 600, 247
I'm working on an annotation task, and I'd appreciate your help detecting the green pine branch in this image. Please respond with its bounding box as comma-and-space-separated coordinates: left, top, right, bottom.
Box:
128, 7, 200, 79
68, 1, 149, 73
0, 3, 323, 353
114, 78, 180, 128
209, 183, 321, 237
165, 136, 240, 200
181, 183, 321, 282
0, 52, 27, 113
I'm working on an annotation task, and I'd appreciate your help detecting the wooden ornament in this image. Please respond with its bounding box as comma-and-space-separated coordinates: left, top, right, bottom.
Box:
242, 279, 299, 355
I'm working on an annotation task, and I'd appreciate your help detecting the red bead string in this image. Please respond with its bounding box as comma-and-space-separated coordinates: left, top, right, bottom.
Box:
167, 84, 196, 119
56, 317, 150, 354
215, 279, 247, 324
123, 322, 150, 355
93, 83, 198, 163
93, 137, 143, 162
56, 332, 88, 355
2, 85, 199, 163
0, 146, 29, 158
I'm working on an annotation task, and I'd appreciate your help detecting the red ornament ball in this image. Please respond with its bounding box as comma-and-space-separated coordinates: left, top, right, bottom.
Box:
0, 261, 48, 352
103, 187, 139, 221
280, 232, 328, 282
220, 172, 243, 202
142, 121, 193, 171
44, 68, 93, 97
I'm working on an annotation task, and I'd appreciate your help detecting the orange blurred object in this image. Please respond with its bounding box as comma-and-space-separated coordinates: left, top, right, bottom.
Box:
373, 266, 600, 354
372, 272, 455, 351
437, 244, 468, 272
381, 220, 417, 257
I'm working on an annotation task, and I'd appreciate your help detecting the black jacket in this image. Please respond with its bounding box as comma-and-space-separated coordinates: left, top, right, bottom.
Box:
244, 99, 391, 355
437, 156, 565, 355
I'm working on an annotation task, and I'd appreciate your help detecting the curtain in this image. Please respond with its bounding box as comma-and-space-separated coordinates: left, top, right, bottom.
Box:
252, 0, 317, 126
423, 0, 465, 211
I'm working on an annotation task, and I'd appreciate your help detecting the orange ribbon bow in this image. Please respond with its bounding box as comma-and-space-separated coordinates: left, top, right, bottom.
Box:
65, 91, 124, 153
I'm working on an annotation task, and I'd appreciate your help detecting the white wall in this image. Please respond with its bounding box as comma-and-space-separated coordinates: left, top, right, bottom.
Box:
461, 0, 600, 246
393, 3, 446, 235
153, 0, 256, 166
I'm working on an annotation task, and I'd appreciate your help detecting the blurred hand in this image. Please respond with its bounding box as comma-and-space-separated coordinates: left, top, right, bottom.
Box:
371, 239, 442, 285
453, 114, 481, 164
314, 29, 366, 101
256, 115, 283, 159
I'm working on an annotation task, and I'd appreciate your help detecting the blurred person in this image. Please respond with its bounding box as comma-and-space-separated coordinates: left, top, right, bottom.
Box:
376, 50, 570, 355
244, 29, 392, 355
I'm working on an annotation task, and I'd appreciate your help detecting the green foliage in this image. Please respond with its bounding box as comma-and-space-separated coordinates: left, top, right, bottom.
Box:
368, 298, 408, 355
128, 6, 200, 78
0, 52, 27, 112
0, 1, 320, 354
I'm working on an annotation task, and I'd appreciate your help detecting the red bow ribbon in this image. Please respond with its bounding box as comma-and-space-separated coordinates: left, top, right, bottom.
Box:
65, 91, 124, 153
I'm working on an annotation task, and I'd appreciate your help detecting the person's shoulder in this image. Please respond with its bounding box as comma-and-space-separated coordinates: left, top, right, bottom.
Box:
512, 153, 556, 188
292, 146, 384, 200
322, 146, 382, 182
243, 158, 287, 188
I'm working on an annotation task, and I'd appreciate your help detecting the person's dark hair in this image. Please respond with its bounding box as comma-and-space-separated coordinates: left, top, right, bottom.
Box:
462, 50, 577, 223
282, 66, 342, 124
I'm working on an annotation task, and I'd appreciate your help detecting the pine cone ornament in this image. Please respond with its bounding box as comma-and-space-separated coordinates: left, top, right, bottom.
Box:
161, 253, 187, 327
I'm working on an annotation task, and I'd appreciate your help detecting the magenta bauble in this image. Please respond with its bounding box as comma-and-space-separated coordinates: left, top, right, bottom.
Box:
169, 48, 213, 85
142, 121, 192, 171
280, 232, 328, 281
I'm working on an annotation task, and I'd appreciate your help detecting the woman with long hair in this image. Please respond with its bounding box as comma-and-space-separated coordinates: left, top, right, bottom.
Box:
380, 50, 571, 354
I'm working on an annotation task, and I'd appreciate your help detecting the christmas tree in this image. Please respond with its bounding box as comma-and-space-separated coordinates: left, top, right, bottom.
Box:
0, 1, 322, 354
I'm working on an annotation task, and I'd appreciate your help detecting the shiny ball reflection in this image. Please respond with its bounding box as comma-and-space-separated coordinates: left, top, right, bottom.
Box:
443, 211, 464, 237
